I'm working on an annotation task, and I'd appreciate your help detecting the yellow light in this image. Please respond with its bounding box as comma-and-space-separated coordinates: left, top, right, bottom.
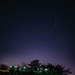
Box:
0, 69, 9, 72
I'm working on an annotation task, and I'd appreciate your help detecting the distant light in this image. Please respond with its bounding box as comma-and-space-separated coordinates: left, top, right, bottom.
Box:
45, 68, 48, 71
37, 68, 40, 70
0, 70, 9, 72
14, 66, 17, 68
10, 66, 12, 68
23, 67, 26, 69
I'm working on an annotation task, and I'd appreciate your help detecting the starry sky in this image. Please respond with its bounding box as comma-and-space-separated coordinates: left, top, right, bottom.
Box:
0, 0, 75, 74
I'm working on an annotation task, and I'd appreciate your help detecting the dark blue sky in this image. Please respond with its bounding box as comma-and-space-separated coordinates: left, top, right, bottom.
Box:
0, 0, 75, 75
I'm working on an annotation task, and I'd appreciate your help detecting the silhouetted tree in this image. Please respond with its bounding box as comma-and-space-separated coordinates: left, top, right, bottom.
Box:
28, 59, 41, 70
9, 66, 15, 75
16, 66, 21, 75
0, 63, 8, 70
54, 64, 72, 75
21, 61, 28, 67
47, 63, 55, 71
0, 60, 72, 75
28, 59, 41, 75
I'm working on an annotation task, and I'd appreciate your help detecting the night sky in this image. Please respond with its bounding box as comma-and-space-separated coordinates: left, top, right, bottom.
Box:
0, 0, 75, 74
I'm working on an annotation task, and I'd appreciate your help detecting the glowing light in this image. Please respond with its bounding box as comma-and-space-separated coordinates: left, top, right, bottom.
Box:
23, 67, 26, 69
37, 68, 40, 70
10, 66, 12, 68
14, 66, 17, 68
45, 68, 48, 71
0, 70, 9, 72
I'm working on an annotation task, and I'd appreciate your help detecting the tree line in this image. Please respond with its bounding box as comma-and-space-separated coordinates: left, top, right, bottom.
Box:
0, 59, 72, 75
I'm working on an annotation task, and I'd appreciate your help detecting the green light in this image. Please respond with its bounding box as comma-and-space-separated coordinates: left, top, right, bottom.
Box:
14, 66, 17, 68
39, 70, 42, 73
45, 68, 48, 71
37, 68, 40, 70
22, 70, 25, 72
23, 67, 26, 69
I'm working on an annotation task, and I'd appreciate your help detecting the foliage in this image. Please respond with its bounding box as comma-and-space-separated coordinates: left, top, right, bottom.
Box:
0, 60, 72, 75
0, 63, 8, 70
